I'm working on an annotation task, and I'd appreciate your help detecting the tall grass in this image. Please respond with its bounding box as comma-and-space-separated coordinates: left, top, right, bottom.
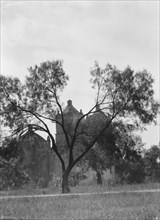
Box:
0, 182, 160, 196
0, 183, 160, 220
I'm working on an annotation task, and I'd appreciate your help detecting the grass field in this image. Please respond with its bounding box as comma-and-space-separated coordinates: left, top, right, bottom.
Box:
0, 183, 160, 220
1, 182, 160, 196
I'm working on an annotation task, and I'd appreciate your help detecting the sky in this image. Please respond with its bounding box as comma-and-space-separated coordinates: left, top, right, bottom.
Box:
1, 0, 159, 148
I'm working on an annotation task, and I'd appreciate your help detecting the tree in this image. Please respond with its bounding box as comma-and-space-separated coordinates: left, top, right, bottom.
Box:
144, 144, 160, 182
85, 118, 145, 185
113, 122, 145, 184
0, 60, 159, 193
0, 136, 29, 190
0, 126, 3, 147
82, 114, 118, 185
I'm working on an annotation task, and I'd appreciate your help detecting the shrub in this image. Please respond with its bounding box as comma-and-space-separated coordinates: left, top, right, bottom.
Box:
0, 156, 29, 190
69, 171, 87, 187
48, 172, 62, 189
116, 159, 145, 184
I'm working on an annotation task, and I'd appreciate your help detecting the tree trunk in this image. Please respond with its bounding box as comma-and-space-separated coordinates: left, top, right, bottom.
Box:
96, 170, 102, 185
62, 171, 70, 193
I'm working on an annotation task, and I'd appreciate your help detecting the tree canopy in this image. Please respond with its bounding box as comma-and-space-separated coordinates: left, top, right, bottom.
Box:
0, 60, 159, 193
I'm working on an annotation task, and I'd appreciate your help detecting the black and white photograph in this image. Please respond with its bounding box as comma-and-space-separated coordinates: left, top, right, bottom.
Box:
0, 0, 160, 219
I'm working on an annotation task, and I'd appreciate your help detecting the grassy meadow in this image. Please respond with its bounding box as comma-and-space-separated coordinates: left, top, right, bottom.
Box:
0, 183, 160, 220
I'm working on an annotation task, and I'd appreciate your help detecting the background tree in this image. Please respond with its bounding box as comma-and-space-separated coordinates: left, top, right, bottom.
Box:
81, 112, 119, 185
84, 118, 146, 185
143, 144, 160, 182
113, 121, 145, 184
0, 60, 159, 193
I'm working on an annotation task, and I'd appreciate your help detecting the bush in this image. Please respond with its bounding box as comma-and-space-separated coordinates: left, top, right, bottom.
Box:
69, 171, 87, 187
48, 172, 62, 189
0, 156, 29, 190
116, 160, 145, 184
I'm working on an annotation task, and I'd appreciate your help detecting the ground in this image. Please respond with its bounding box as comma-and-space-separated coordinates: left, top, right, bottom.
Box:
0, 183, 160, 220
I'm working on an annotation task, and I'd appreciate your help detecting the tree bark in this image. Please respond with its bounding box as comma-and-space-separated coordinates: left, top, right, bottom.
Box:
96, 170, 102, 185
62, 171, 70, 193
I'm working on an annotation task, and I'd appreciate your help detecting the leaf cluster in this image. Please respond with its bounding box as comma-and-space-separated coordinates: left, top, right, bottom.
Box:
90, 62, 159, 125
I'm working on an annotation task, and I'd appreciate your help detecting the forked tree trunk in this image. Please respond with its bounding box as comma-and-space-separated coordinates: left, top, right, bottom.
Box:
62, 171, 70, 193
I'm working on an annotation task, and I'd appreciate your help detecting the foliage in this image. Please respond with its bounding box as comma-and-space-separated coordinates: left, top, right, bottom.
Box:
110, 120, 146, 184
48, 172, 62, 188
0, 75, 27, 130
0, 61, 159, 193
0, 137, 30, 190
0, 156, 29, 190
76, 112, 115, 167
69, 171, 87, 187
82, 118, 145, 185
0, 137, 20, 160
144, 144, 160, 182
90, 63, 159, 126
116, 158, 145, 184
35, 177, 50, 189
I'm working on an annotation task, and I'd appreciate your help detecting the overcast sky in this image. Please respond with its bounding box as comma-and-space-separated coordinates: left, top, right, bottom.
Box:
1, 0, 159, 148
